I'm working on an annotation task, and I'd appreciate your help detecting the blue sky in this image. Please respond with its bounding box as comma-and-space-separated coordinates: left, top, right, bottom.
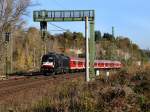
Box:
25, 0, 150, 49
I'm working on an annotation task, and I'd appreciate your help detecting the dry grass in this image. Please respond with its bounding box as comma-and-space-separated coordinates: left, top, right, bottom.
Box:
0, 67, 150, 112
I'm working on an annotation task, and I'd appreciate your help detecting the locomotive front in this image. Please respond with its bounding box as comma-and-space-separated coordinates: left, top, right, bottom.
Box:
41, 54, 55, 73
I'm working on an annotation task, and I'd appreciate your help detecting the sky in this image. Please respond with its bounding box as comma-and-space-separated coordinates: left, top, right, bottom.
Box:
25, 0, 150, 49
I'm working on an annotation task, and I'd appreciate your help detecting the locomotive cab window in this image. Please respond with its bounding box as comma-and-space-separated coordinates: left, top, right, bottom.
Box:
48, 57, 54, 62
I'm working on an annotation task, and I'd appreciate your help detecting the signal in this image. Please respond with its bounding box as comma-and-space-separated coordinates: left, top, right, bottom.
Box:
5, 32, 11, 42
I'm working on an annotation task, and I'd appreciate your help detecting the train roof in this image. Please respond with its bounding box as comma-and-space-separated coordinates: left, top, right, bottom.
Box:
44, 52, 69, 58
70, 57, 121, 63
95, 60, 121, 63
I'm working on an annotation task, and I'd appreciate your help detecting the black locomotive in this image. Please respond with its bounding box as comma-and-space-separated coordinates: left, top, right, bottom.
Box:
41, 52, 70, 75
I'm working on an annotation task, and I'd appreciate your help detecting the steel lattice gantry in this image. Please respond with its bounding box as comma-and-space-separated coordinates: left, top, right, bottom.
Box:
33, 10, 94, 21
33, 10, 95, 80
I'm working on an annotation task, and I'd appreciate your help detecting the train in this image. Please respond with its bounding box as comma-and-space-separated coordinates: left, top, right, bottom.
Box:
40, 52, 122, 75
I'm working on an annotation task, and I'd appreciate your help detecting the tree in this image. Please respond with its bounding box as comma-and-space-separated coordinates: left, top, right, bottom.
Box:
73, 32, 84, 48
0, 0, 31, 33
116, 37, 131, 49
95, 30, 101, 42
103, 33, 114, 40
0, 0, 31, 75
25, 27, 41, 69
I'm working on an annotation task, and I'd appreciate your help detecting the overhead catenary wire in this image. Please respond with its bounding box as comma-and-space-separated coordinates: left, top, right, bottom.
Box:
50, 0, 79, 32
48, 30, 67, 32
49, 22, 69, 32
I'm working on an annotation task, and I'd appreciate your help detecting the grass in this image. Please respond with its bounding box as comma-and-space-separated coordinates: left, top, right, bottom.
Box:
0, 65, 150, 112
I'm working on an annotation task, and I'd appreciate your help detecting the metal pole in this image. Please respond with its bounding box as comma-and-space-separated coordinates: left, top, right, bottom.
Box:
112, 26, 114, 37
85, 16, 90, 82
33, 47, 36, 68
40, 21, 47, 55
112, 26, 115, 60
10, 33, 13, 73
5, 42, 8, 77
44, 39, 47, 54
89, 20, 95, 79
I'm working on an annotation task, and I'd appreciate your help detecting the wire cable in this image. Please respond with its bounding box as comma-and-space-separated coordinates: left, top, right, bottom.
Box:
49, 0, 80, 33
48, 30, 67, 32
49, 22, 69, 32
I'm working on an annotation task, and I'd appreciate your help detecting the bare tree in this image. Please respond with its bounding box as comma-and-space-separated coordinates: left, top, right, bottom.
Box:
0, 0, 31, 76
0, 0, 30, 32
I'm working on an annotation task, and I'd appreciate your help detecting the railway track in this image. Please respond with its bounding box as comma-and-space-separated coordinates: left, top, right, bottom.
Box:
0, 72, 84, 101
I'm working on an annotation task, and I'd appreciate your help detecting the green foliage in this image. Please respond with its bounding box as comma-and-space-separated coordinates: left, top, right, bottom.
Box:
103, 33, 114, 41
95, 31, 101, 42
9, 27, 149, 73
93, 31, 149, 65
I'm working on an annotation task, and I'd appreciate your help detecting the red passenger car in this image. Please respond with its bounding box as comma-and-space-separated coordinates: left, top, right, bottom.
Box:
69, 57, 122, 72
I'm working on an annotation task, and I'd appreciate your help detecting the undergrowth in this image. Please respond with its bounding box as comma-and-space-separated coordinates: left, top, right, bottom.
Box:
0, 65, 150, 112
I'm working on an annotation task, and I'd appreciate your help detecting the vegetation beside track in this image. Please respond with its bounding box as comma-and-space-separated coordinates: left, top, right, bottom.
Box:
0, 65, 149, 112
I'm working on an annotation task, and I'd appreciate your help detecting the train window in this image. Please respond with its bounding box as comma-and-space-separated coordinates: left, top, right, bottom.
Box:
79, 62, 83, 66
73, 61, 76, 65
48, 57, 54, 62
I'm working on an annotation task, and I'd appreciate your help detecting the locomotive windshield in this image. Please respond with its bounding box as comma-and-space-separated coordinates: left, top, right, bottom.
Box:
48, 57, 54, 62
42, 55, 54, 62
